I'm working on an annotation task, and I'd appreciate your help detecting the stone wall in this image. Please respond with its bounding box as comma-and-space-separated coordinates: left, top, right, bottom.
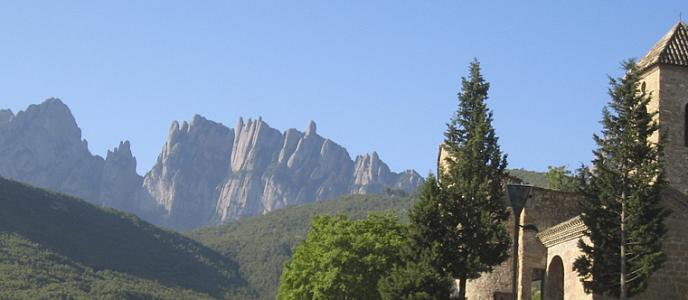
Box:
636, 62, 688, 300
464, 187, 583, 300
643, 64, 688, 195
464, 206, 516, 300
545, 235, 593, 300
517, 188, 583, 300
628, 187, 688, 299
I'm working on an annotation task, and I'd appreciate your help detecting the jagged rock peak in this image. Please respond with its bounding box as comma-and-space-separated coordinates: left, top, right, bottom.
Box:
236, 117, 244, 132
101, 140, 141, 212
0, 109, 13, 125
11, 97, 85, 147
142, 114, 235, 230
353, 152, 391, 186
107, 140, 134, 159
231, 116, 283, 173
0, 98, 105, 204
39, 97, 67, 108
190, 114, 223, 128
25, 98, 74, 121
305, 120, 317, 136
165, 115, 230, 149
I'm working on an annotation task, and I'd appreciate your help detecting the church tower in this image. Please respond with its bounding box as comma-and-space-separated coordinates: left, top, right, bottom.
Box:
638, 21, 688, 194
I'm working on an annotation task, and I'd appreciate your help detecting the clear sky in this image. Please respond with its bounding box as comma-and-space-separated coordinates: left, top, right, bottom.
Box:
1, 1, 686, 175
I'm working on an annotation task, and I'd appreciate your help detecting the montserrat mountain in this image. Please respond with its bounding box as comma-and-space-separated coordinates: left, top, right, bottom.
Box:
0, 99, 422, 230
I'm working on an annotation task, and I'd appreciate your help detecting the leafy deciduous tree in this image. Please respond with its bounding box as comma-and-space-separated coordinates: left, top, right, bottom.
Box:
278, 214, 406, 300
546, 165, 576, 192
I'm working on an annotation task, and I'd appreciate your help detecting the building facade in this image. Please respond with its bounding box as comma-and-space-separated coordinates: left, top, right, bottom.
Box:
441, 22, 688, 300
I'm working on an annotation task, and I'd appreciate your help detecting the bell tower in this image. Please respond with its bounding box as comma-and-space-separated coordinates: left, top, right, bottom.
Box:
638, 21, 688, 194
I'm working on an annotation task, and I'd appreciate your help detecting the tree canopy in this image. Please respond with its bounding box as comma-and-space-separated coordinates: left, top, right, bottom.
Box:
430, 59, 511, 299
573, 60, 668, 299
277, 214, 407, 300
545, 165, 576, 192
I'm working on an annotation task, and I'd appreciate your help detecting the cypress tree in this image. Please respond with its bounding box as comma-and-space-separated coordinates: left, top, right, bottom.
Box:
436, 59, 511, 299
377, 174, 454, 300
573, 60, 668, 299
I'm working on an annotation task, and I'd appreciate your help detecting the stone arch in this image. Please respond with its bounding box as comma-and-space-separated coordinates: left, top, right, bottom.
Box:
545, 255, 564, 300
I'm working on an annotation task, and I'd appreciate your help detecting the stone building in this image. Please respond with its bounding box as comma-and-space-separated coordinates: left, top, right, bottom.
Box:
440, 22, 688, 300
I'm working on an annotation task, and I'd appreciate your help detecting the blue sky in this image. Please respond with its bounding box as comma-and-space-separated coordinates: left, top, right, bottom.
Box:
1, 1, 686, 175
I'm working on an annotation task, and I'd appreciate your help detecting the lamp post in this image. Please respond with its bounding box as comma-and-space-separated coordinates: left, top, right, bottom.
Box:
506, 184, 534, 300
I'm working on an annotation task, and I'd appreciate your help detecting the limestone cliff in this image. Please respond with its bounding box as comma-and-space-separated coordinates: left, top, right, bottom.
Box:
100, 141, 142, 212
141, 115, 234, 230
351, 152, 422, 194
215, 119, 355, 222
0, 98, 106, 202
0, 109, 13, 126
0, 99, 423, 230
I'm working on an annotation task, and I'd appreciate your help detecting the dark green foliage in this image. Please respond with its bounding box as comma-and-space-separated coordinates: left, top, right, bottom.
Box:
277, 214, 407, 300
189, 194, 414, 300
437, 59, 511, 299
573, 60, 668, 299
507, 168, 548, 188
377, 176, 454, 300
545, 165, 577, 192
377, 247, 453, 300
406, 175, 447, 270
0, 177, 252, 299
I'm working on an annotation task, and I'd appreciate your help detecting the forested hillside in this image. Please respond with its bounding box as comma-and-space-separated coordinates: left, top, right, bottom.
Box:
508, 168, 547, 188
189, 194, 415, 300
0, 177, 252, 299
0, 168, 545, 299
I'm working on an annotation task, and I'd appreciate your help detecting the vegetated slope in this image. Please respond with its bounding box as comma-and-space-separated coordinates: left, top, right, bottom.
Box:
189, 194, 415, 300
508, 168, 547, 188
0, 177, 253, 299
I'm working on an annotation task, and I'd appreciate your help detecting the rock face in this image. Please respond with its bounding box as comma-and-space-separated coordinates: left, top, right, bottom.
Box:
0, 109, 13, 126
215, 118, 356, 222
100, 141, 143, 212
141, 115, 234, 230
0, 99, 423, 230
0, 98, 106, 202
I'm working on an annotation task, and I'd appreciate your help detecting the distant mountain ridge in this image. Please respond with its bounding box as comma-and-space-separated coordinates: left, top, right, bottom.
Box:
0, 98, 423, 230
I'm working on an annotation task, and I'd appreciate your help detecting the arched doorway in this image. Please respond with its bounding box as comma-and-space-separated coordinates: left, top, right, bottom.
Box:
545, 256, 564, 300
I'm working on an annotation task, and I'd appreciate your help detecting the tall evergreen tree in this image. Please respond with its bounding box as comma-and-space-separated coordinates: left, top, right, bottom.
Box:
573, 60, 668, 299
378, 174, 454, 300
435, 59, 511, 299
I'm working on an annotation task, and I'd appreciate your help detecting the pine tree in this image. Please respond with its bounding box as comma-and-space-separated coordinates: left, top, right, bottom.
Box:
377, 246, 453, 300
378, 174, 454, 300
573, 60, 668, 299
436, 59, 511, 299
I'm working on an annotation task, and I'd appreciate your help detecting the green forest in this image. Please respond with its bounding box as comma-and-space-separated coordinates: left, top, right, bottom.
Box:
0, 169, 546, 299
0, 177, 252, 299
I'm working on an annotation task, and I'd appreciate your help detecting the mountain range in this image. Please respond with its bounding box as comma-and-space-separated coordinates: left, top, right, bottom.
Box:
0, 98, 422, 230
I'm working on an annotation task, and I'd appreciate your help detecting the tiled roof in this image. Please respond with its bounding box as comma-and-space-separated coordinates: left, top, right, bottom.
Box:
638, 22, 688, 70
536, 216, 586, 248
